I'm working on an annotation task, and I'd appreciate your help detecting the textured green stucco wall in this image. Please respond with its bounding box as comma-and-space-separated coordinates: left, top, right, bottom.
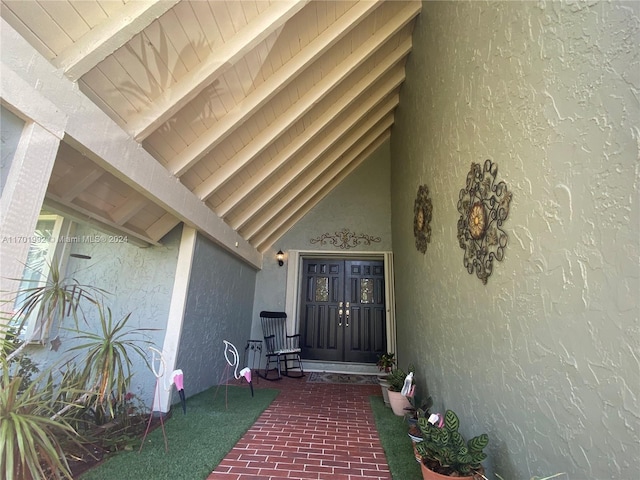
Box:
252, 139, 392, 336
390, 1, 639, 478
20, 223, 181, 410
177, 233, 257, 397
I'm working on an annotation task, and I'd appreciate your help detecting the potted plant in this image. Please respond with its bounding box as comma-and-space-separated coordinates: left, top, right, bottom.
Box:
376, 352, 396, 373
415, 409, 489, 479
386, 366, 414, 416
376, 352, 395, 406
406, 395, 433, 426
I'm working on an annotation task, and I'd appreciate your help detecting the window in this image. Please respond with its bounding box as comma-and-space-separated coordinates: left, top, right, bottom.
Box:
13, 213, 75, 343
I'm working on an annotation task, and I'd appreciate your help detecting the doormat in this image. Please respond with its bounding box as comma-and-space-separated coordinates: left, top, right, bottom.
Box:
306, 372, 380, 385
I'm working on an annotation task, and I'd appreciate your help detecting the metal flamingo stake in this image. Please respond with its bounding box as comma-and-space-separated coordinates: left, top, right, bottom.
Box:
224, 340, 254, 397
139, 347, 168, 453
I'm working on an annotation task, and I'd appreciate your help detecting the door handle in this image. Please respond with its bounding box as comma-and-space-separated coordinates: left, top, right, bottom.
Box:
345, 302, 350, 327
338, 301, 343, 326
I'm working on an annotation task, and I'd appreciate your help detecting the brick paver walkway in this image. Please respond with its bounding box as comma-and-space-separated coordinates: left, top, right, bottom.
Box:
207, 375, 391, 480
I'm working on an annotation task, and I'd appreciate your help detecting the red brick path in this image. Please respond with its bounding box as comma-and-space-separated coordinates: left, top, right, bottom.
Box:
207, 375, 391, 480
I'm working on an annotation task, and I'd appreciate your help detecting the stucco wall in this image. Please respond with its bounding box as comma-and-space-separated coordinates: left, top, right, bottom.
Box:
390, 1, 639, 479
251, 139, 392, 341
176, 233, 257, 398
22, 223, 181, 408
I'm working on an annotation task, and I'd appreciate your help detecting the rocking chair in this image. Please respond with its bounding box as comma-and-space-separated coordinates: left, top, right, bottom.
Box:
258, 311, 304, 380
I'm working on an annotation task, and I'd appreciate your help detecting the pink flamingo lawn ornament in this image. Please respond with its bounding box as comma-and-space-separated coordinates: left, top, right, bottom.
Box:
171, 369, 186, 414
139, 347, 186, 453
215, 340, 254, 408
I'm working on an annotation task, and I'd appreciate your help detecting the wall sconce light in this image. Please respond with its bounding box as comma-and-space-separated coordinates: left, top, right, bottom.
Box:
276, 250, 284, 267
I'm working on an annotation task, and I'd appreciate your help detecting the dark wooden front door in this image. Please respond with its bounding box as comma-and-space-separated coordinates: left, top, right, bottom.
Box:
299, 258, 386, 363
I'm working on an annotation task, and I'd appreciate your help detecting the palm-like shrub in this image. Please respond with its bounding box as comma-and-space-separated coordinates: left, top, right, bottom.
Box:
0, 364, 80, 480
1, 261, 153, 478
68, 304, 152, 421
5, 260, 106, 361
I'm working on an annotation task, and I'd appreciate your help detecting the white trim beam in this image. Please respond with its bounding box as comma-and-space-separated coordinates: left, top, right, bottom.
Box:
58, 167, 104, 202
246, 114, 394, 243
255, 131, 391, 252
232, 86, 402, 231
0, 62, 67, 316
155, 225, 197, 413
167, 0, 383, 177
56, 0, 181, 81
109, 191, 148, 225
217, 49, 408, 218
130, 0, 309, 141
145, 213, 181, 243
0, 123, 62, 313
193, 3, 417, 201
45, 192, 161, 246
1, 18, 262, 269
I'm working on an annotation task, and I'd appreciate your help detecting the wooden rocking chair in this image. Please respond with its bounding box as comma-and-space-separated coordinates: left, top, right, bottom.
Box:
258, 311, 304, 380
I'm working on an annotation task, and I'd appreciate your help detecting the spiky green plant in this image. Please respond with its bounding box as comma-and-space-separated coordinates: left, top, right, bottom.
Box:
385, 365, 414, 392
66, 304, 152, 420
0, 361, 81, 480
416, 409, 489, 477
3, 260, 107, 362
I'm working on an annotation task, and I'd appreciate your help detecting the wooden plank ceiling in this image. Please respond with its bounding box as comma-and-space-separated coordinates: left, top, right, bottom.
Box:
1, 0, 421, 252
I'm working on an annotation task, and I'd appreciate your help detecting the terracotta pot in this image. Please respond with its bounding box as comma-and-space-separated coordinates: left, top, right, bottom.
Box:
378, 376, 390, 406
387, 389, 411, 416
419, 463, 476, 480
412, 442, 422, 463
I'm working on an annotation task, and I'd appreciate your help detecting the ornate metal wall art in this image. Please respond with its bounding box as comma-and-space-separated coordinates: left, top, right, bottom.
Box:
310, 228, 381, 249
457, 159, 512, 285
413, 184, 433, 254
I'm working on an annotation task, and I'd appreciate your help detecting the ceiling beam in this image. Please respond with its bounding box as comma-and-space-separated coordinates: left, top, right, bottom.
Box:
53, 165, 105, 203
55, 0, 181, 81
167, 0, 383, 177
230, 89, 401, 231
145, 212, 180, 243
193, 4, 418, 201
129, 0, 310, 141
45, 194, 160, 247
243, 110, 396, 241
109, 191, 148, 225
254, 131, 391, 252
216, 48, 408, 218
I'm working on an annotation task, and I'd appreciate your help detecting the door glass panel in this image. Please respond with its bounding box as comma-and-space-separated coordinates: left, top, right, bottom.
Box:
315, 277, 329, 302
361, 278, 374, 303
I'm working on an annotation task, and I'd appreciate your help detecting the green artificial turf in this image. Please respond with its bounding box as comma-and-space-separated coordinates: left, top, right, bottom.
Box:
370, 396, 423, 480
80, 385, 279, 480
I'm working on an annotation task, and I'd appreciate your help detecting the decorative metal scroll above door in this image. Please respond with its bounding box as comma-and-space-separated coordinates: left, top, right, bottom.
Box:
310, 228, 381, 249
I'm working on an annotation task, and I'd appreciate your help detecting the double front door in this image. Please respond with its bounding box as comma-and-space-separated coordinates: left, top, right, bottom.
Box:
299, 258, 386, 363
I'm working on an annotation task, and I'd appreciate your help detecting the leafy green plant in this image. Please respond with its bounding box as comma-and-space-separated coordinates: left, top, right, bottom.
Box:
1, 261, 153, 479
1, 327, 40, 393
376, 352, 396, 373
386, 365, 414, 392
416, 409, 489, 477
407, 394, 433, 425
0, 362, 81, 480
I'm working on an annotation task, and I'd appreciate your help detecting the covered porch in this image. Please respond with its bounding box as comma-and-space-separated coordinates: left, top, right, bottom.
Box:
1, 1, 638, 479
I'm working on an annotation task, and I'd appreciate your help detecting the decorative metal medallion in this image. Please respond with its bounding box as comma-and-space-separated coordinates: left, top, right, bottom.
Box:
457, 159, 512, 284
310, 228, 381, 249
413, 184, 433, 254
